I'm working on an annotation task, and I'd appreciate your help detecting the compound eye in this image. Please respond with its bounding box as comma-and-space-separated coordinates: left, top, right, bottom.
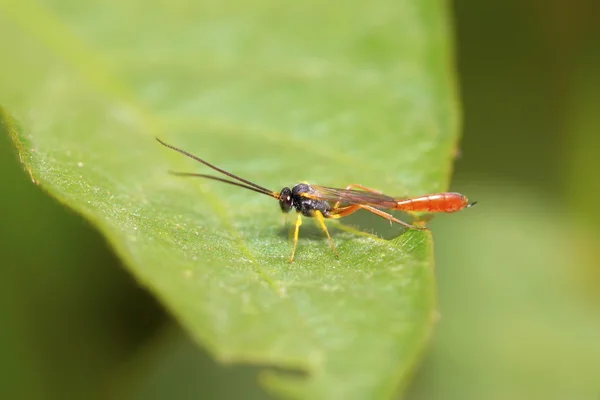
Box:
278, 188, 294, 213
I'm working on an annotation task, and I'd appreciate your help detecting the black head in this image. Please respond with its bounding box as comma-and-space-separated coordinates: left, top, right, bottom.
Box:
279, 187, 293, 213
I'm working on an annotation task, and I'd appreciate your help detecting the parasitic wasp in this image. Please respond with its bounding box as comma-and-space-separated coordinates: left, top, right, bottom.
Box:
157, 138, 476, 262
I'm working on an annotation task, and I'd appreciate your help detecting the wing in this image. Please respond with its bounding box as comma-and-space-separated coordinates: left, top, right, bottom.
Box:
306, 185, 400, 209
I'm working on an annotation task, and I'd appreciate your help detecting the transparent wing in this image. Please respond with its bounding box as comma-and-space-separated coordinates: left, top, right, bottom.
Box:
307, 185, 400, 208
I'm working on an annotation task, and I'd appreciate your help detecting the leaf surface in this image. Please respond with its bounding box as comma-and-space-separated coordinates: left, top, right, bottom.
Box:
0, 0, 459, 398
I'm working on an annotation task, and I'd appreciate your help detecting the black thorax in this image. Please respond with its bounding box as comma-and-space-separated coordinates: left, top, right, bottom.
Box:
290, 183, 332, 217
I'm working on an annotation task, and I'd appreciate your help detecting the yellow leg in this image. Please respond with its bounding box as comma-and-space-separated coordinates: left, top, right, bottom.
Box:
311, 210, 339, 257
289, 213, 302, 263
283, 213, 289, 230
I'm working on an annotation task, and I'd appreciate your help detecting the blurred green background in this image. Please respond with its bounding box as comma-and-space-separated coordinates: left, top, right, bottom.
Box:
1, 0, 599, 399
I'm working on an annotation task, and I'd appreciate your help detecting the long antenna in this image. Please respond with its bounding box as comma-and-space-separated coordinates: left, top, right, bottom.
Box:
169, 172, 279, 198
156, 138, 276, 195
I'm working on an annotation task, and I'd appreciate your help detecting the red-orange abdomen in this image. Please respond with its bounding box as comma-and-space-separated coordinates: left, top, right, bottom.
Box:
395, 192, 470, 213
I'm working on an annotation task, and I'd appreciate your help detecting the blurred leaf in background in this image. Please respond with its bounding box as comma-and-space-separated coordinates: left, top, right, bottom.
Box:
0, 122, 167, 399
407, 0, 600, 399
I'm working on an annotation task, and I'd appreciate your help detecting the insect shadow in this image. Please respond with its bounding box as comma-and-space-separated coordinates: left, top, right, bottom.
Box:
278, 209, 431, 241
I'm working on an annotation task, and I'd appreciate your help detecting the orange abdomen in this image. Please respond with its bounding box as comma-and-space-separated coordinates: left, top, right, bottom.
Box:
394, 192, 470, 213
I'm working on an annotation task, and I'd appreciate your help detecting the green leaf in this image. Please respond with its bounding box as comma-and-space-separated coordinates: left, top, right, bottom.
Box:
0, 0, 460, 398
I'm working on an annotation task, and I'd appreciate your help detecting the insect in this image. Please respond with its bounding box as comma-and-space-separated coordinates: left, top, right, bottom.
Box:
156, 138, 476, 262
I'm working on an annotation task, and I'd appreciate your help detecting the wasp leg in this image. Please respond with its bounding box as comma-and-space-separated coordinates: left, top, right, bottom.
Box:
310, 210, 338, 257
329, 204, 361, 218
283, 213, 290, 231
333, 184, 383, 209
289, 213, 303, 262
330, 204, 427, 230
359, 205, 427, 230
330, 185, 423, 225
341, 184, 383, 193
